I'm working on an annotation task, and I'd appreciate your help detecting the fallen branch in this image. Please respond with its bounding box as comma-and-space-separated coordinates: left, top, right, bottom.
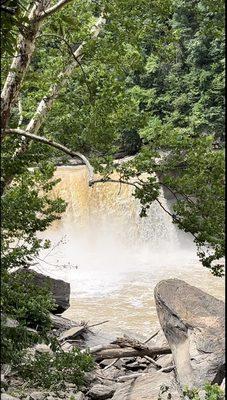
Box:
144, 355, 161, 369
143, 329, 160, 344
88, 320, 109, 329
94, 345, 171, 361
101, 331, 161, 371
81, 344, 119, 355
103, 358, 119, 371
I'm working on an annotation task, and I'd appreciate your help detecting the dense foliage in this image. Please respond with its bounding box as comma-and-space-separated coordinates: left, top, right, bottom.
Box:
16, 347, 94, 389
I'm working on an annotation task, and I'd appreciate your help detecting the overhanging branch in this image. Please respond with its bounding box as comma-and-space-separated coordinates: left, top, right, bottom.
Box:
91, 176, 198, 240
3, 128, 94, 183
36, 0, 73, 21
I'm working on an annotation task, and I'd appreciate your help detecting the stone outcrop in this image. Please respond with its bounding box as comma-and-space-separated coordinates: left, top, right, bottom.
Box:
154, 278, 225, 389
13, 269, 70, 314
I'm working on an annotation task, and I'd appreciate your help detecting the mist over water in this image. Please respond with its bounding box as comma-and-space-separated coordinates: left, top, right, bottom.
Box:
36, 166, 224, 338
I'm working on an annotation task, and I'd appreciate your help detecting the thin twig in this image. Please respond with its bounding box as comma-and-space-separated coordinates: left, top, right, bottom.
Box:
103, 358, 119, 370
143, 329, 160, 344
88, 320, 109, 329
144, 356, 161, 369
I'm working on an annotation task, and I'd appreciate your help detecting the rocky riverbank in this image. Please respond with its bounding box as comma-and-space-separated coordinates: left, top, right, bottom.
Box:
1, 276, 225, 400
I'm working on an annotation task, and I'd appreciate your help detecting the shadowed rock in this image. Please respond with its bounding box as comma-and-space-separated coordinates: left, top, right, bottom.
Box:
154, 279, 225, 389
13, 269, 70, 314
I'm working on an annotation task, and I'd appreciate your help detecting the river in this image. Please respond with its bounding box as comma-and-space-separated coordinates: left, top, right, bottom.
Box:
36, 166, 225, 341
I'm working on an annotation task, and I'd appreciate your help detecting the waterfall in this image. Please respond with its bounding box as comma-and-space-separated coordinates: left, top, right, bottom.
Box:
47, 165, 179, 249
35, 165, 201, 295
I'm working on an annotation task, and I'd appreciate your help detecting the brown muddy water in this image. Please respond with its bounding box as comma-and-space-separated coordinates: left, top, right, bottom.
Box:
36, 166, 225, 343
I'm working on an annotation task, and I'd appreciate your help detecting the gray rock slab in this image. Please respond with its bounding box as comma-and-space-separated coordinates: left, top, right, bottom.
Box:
154, 279, 225, 388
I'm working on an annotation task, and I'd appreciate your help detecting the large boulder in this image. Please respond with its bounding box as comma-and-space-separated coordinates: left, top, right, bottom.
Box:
154, 279, 225, 389
13, 269, 70, 314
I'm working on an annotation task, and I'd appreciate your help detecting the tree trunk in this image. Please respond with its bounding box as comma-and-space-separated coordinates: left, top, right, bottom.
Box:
1, 0, 51, 130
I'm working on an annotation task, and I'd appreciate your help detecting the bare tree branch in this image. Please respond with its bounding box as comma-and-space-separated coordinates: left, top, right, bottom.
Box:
36, 0, 74, 21
3, 128, 94, 183
90, 177, 142, 189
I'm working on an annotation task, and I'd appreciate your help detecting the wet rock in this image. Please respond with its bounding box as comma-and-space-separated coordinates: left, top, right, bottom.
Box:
13, 270, 70, 314
154, 279, 225, 388
112, 371, 181, 400
88, 384, 115, 399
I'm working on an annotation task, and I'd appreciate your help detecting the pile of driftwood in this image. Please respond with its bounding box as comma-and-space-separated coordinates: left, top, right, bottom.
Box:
50, 313, 173, 383
89, 334, 171, 361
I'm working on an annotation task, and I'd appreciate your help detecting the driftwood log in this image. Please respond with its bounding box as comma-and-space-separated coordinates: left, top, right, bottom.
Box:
94, 345, 171, 361
81, 334, 171, 360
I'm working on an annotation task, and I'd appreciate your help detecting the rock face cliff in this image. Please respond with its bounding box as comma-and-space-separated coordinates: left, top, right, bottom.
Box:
154, 278, 225, 389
